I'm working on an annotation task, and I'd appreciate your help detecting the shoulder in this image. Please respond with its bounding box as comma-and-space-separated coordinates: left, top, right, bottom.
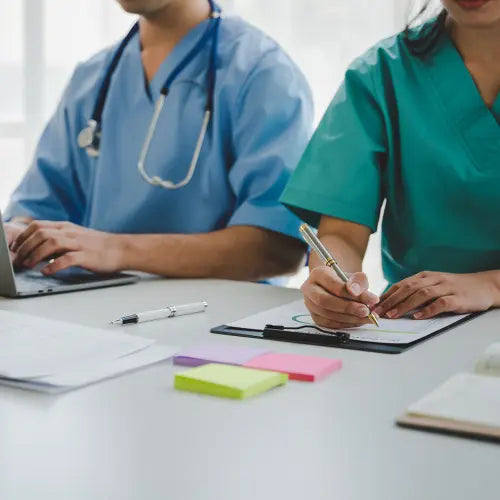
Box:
218, 16, 309, 84
217, 16, 312, 104
345, 32, 411, 84
65, 44, 117, 103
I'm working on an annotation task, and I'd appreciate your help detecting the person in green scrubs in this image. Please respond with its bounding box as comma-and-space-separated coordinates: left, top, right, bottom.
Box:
281, 0, 500, 329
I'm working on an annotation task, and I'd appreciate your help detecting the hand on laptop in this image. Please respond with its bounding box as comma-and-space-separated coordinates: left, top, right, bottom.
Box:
10, 221, 124, 275
4, 221, 29, 262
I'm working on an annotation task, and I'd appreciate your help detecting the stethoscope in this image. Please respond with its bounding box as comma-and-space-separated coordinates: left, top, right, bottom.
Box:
77, 0, 221, 190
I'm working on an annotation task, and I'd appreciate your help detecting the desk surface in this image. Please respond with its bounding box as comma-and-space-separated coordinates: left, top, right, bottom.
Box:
0, 278, 498, 500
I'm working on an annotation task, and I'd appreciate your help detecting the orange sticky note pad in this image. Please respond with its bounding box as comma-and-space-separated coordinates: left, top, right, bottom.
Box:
244, 352, 342, 382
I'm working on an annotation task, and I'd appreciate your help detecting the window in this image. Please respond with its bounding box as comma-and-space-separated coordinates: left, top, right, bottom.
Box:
0, 0, 403, 290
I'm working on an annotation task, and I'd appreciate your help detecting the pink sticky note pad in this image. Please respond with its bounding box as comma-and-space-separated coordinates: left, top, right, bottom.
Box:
173, 344, 270, 367
244, 353, 342, 382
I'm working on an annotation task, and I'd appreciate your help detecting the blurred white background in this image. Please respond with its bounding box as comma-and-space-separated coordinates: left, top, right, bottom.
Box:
0, 0, 411, 290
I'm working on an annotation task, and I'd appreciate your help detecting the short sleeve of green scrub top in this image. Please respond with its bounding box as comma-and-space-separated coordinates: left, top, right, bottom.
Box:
281, 50, 387, 233
281, 28, 500, 285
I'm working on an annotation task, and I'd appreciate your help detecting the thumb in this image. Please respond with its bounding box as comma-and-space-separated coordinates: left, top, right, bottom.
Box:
346, 272, 369, 297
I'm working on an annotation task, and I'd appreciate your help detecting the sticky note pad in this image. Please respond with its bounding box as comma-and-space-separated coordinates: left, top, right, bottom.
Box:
244, 353, 342, 382
173, 344, 269, 367
174, 363, 288, 399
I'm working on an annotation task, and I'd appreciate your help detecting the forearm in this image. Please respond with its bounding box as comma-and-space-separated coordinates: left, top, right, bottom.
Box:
116, 226, 306, 281
309, 233, 364, 273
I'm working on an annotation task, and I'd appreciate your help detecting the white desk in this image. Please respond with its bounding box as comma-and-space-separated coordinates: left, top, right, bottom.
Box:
0, 278, 498, 500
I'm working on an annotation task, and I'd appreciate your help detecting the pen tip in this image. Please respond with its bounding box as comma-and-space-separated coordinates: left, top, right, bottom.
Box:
368, 312, 379, 328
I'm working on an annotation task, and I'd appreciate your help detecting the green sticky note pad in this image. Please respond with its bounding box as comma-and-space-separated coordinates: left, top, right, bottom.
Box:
174, 363, 288, 399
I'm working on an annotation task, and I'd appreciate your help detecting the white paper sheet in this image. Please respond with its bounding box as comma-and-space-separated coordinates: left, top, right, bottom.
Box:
229, 299, 469, 344
0, 310, 154, 378
408, 373, 500, 429
0, 344, 178, 393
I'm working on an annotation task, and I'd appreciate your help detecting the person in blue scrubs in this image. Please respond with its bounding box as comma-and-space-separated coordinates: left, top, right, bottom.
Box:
281, 0, 500, 328
5, 0, 313, 281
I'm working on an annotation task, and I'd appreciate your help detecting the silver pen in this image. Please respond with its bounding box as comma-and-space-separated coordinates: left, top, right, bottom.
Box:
111, 301, 208, 325
299, 224, 379, 328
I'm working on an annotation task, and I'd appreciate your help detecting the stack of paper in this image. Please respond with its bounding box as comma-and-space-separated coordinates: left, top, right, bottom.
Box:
0, 310, 177, 393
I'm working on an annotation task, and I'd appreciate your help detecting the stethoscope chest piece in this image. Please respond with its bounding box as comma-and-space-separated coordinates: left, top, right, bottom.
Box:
77, 119, 101, 157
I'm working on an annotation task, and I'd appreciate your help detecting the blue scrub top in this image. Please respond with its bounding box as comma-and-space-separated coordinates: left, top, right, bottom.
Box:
6, 16, 313, 241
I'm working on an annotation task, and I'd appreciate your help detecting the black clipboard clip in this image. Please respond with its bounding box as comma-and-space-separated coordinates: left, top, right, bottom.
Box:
263, 324, 350, 345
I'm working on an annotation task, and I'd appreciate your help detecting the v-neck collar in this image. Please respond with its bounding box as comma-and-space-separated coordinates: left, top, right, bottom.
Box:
427, 32, 500, 134
492, 94, 500, 125
421, 29, 500, 172
134, 18, 211, 102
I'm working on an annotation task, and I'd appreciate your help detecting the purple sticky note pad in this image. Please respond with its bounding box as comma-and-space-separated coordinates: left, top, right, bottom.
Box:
173, 344, 270, 367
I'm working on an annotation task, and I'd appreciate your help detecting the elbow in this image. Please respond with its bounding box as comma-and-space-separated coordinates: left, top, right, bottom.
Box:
259, 236, 307, 280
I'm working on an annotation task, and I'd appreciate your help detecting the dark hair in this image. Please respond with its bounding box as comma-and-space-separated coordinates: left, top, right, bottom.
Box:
403, 1, 447, 55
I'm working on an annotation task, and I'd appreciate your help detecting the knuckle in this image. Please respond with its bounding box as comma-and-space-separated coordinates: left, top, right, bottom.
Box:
310, 313, 328, 328
309, 289, 323, 306
316, 292, 333, 309
436, 296, 454, 309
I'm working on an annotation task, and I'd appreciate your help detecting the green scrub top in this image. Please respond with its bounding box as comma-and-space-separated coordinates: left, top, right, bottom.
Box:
281, 25, 500, 286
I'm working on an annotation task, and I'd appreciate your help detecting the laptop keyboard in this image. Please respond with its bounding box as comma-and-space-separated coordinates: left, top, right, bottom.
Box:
15, 268, 128, 292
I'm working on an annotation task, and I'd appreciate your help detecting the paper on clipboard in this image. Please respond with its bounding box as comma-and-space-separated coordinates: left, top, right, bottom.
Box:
228, 300, 469, 345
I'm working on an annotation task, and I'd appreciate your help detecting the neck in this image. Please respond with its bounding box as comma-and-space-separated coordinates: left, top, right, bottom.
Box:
447, 18, 500, 65
139, 0, 210, 50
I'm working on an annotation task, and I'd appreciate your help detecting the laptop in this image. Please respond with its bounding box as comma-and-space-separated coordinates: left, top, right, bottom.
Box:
0, 215, 139, 297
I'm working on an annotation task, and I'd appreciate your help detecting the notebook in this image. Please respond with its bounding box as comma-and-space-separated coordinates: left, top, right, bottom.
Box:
397, 343, 500, 441
174, 363, 288, 399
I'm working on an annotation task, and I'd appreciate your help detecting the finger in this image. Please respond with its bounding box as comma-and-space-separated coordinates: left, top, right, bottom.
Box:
375, 275, 442, 317
383, 285, 449, 319
311, 267, 376, 305
309, 266, 351, 299
11, 220, 65, 252
380, 272, 441, 301
305, 297, 371, 325
413, 296, 459, 320
310, 312, 366, 331
41, 252, 82, 275
22, 238, 76, 268
14, 228, 63, 265
13, 231, 51, 266
345, 271, 369, 296
304, 285, 371, 318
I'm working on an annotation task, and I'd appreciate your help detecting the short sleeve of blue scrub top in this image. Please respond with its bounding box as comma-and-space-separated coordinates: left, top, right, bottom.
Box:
5, 16, 314, 243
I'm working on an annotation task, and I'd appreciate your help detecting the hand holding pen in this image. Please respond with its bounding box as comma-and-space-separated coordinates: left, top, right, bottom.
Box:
299, 224, 380, 329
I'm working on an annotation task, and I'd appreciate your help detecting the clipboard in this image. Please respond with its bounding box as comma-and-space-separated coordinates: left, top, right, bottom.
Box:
211, 313, 478, 354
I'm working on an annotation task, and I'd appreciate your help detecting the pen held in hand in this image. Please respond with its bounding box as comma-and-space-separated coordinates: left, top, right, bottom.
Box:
299, 224, 379, 328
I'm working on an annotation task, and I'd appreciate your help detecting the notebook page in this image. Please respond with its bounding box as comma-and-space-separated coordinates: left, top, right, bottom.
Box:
0, 310, 153, 379
407, 373, 500, 429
